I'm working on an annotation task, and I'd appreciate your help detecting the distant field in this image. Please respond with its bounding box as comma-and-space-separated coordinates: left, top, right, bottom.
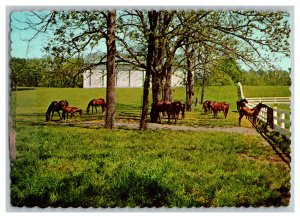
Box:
9, 85, 291, 207
11, 85, 291, 127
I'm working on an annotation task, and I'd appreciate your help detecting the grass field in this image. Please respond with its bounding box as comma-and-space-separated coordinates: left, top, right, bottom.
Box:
10, 85, 291, 208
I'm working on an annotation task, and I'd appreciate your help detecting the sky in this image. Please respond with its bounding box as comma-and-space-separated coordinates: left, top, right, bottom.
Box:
10, 9, 292, 71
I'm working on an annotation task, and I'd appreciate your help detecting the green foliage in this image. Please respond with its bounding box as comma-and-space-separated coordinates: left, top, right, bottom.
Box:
10, 57, 84, 88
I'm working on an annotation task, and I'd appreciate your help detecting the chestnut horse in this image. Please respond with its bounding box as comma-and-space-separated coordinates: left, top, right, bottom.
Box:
238, 102, 267, 126
236, 98, 248, 112
87, 98, 106, 113
46, 100, 69, 121
150, 100, 173, 124
62, 106, 82, 120
210, 101, 230, 119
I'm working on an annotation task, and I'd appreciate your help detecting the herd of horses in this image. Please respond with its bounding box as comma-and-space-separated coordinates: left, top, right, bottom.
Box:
45, 96, 267, 127
45, 98, 106, 121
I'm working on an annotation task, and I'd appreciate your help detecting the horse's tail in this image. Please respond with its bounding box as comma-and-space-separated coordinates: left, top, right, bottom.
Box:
181, 102, 185, 119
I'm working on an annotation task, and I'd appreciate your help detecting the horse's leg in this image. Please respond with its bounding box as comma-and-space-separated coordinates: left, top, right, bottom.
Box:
51, 111, 54, 121
57, 111, 62, 120
95, 106, 97, 113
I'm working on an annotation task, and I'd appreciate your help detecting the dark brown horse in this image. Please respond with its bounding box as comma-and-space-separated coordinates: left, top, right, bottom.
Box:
172, 101, 185, 123
45, 100, 69, 121
46, 101, 61, 121
210, 101, 230, 119
87, 98, 106, 113
62, 106, 83, 120
236, 98, 248, 112
238, 102, 266, 126
150, 100, 173, 124
203, 100, 212, 114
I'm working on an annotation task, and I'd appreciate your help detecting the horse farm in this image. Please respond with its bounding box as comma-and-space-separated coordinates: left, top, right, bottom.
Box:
10, 85, 291, 208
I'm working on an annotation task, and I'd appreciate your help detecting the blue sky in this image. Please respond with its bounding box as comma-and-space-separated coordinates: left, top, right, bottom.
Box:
10, 10, 292, 71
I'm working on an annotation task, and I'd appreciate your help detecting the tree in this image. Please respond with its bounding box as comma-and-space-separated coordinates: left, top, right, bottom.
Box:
16, 10, 118, 129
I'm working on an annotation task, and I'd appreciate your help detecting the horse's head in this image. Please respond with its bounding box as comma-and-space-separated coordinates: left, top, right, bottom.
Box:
46, 113, 50, 122
86, 107, 90, 113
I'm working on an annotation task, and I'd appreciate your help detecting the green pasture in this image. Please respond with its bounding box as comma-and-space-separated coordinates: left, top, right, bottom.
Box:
10, 85, 291, 207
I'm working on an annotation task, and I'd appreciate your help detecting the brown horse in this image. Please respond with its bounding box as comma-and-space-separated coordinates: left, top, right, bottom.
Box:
62, 106, 83, 120
150, 100, 173, 124
203, 100, 212, 114
210, 101, 230, 119
46, 101, 61, 121
87, 98, 106, 113
238, 102, 266, 126
172, 101, 185, 123
45, 100, 69, 121
236, 98, 248, 112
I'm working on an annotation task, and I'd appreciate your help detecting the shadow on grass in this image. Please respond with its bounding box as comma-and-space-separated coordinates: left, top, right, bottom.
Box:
13, 87, 36, 91
250, 120, 291, 168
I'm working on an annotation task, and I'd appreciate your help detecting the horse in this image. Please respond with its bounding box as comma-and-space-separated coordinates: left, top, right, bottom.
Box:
238, 102, 267, 126
210, 101, 230, 119
171, 101, 185, 124
173, 101, 185, 120
87, 98, 106, 114
150, 100, 173, 124
58, 100, 69, 118
62, 106, 83, 120
236, 98, 248, 112
203, 100, 212, 114
46, 101, 62, 121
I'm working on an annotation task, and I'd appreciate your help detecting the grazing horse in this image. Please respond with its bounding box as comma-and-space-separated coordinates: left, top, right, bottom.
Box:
238, 102, 266, 126
203, 100, 212, 114
62, 106, 83, 120
150, 100, 173, 124
171, 101, 185, 124
210, 101, 230, 119
46, 101, 61, 121
87, 98, 106, 113
173, 101, 185, 120
236, 98, 248, 112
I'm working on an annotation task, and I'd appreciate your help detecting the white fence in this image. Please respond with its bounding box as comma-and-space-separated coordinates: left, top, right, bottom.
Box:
237, 82, 291, 138
246, 97, 291, 105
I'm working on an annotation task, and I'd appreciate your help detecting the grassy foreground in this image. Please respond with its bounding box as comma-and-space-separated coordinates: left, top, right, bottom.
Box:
11, 124, 290, 207
10, 85, 291, 207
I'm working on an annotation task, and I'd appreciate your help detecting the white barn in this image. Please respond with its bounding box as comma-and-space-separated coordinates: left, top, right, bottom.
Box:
83, 65, 185, 88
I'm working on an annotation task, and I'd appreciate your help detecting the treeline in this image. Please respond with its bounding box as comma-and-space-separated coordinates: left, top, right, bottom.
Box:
10, 57, 84, 90
10, 57, 290, 90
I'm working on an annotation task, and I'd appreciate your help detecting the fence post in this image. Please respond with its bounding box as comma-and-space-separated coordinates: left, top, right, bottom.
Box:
273, 107, 278, 126
280, 113, 285, 129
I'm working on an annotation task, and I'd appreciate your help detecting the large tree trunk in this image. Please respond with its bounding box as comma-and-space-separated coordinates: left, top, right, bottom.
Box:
162, 56, 174, 102
140, 11, 158, 130
185, 46, 195, 111
104, 11, 116, 129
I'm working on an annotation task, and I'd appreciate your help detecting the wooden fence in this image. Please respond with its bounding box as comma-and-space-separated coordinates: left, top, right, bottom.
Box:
237, 82, 291, 138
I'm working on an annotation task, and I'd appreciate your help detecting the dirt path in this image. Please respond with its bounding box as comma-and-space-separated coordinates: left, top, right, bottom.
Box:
69, 120, 261, 136
118, 122, 260, 135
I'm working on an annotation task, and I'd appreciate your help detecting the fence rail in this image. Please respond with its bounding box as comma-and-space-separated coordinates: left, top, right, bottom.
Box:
246, 97, 291, 105
237, 82, 291, 139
